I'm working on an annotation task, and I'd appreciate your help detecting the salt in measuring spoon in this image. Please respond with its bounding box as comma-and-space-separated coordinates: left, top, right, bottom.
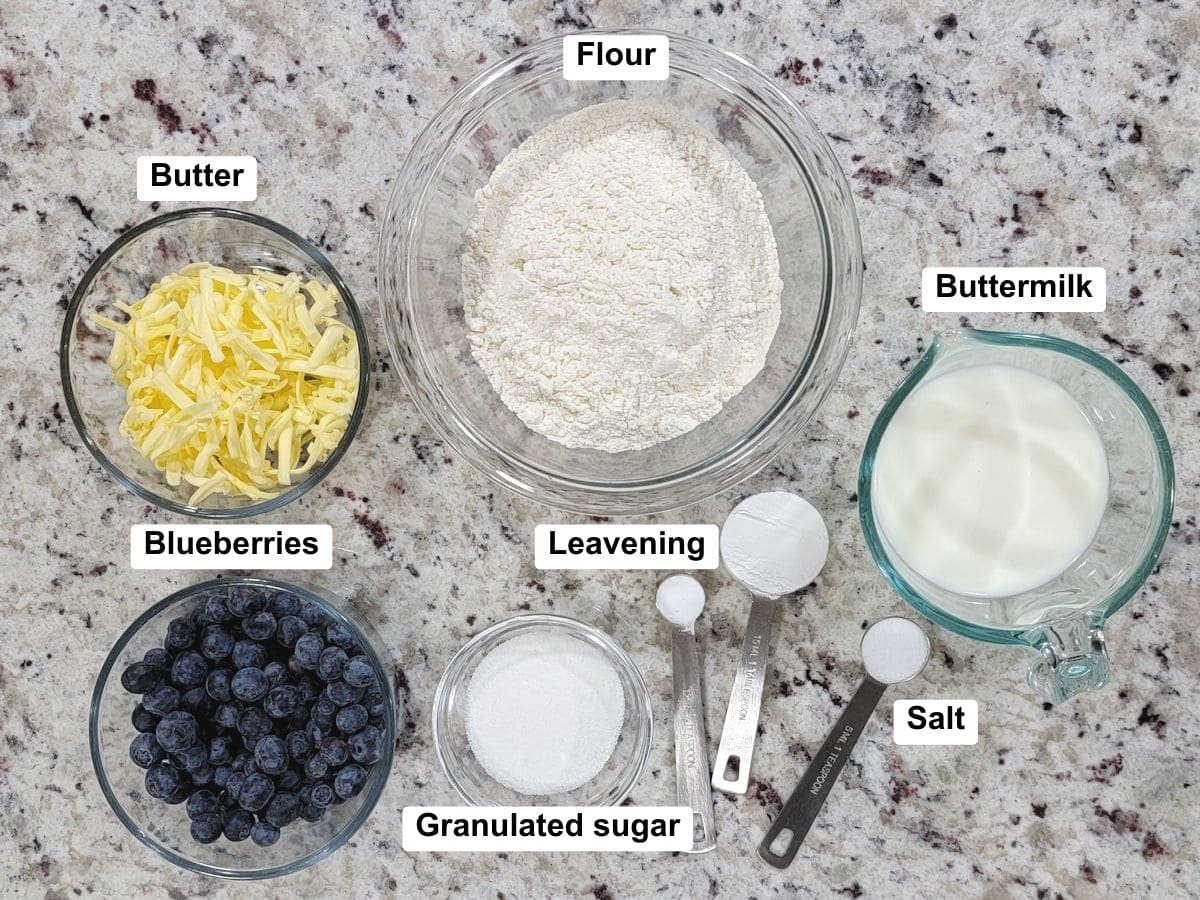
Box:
759, 616, 931, 868
712, 491, 829, 795
656, 575, 717, 853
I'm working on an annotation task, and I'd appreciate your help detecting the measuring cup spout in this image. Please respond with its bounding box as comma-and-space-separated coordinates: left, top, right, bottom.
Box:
1024, 614, 1111, 703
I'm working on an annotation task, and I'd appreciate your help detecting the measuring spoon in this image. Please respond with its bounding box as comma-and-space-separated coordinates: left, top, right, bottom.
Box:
759, 616, 931, 868
656, 575, 717, 853
712, 492, 829, 795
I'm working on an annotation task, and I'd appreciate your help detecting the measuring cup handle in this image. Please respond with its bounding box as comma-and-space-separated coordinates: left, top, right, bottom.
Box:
711, 595, 776, 795
1025, 616, 1111, 704
759, 678, 886, 868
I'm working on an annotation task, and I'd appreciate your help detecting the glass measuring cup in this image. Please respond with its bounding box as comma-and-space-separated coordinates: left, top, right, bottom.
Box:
858, 329, 1174, 703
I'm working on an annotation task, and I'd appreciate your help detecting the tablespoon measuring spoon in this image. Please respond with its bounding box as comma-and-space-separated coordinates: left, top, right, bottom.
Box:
657, 575, 717, 853
759, 616, 931, 868
712, 492, 829, 794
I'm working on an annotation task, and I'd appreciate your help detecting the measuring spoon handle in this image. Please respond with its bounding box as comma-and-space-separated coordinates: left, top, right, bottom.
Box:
671, 628, 717, 853
711, 594, 776, 794
759, 677, 886, 868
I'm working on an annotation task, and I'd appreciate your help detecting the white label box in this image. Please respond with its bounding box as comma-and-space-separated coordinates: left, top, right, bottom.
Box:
893, 699, 979, 745
137, 155, 258, 201
130, 524, 331, 570
563, 34, 669, 80
534, 524, 718, 570
921, 266, 1106, 312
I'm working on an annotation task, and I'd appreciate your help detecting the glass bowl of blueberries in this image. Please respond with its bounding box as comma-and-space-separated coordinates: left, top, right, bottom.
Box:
89, 577, 395, 879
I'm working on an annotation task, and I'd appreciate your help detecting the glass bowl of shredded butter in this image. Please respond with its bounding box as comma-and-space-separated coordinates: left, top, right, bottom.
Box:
62, 208, 369, 517
380, 28, 862, 515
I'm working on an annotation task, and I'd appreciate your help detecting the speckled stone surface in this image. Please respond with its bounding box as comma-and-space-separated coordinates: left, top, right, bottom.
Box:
1, 0, 1197, 897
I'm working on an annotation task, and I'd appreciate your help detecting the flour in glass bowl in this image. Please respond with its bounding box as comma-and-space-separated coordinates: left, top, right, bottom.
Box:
462, 101, 783, 453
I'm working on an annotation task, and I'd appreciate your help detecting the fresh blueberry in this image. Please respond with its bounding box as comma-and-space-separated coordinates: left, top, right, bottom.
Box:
348, 725, 384, 765
250, 820, 281, 847
335, 704, 368, 735
192, 764, 214, 786
120, 661, 162, 694
242, 611, 277, 641
342, 655, 376, 688
293, 633, 324, 670
285, 729, 312, 760
334, 764, 367, 800
154, 710, 198, 753
212, 765, 234, 789
231, 667, 268, 702
170, 651, 208, 688
301, 802, 326, 823
174, 743, 208, 772
144, 763, 182, 799
208, 734, 235, 766
299, 599, 328, 627
214, 703, 239, 730
304, 754, 329, 780
232, 750, 252, 771
231, 639, 268, 670
237, 706, 272, 742
325, 622, 357, 651
310, 782, 335, 808
257, 662, 283, 690
319, 736, 349, 767
190, 813, 223, 844
165, 616, 197, 651
238, 772, 275, 812
269, 591, 302, 618
129, 733, 163, 769
200, 625, 235, 661
276, 615, 308, 648
203, 593, 230, 623
298, 677, 321, 703
205, 668, 232, 702
142, 647, 171, 671
365, 687, 387, 719
278, 768, 302, 792
224, 771, 247, 802
311, 704, 334, 732
226, 586, 265, 618
264, 792, 302, 828
181, 686, 214, 717
255, 735, 289, 775
305, 720, 324, 747
317, 646, 348, 682
186, 789, 219, 819
264, 685, 300, 719
326, 680, 365, 707
141, 685, 179, 716
224, 808, 255, 842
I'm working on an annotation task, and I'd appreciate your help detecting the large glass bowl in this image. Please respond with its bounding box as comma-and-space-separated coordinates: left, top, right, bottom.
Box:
89, 577, 396, 879
379, 28, 861, 515
61, 208, 370, 518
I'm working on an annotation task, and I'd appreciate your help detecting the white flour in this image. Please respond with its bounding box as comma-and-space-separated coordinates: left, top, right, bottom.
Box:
462, 101, 782, 453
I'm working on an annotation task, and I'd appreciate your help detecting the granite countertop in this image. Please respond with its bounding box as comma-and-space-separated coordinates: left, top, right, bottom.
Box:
1, 0, 1197, 896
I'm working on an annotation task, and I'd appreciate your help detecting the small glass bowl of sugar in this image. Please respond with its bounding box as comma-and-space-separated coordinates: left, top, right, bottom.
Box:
432, 614, 653, 806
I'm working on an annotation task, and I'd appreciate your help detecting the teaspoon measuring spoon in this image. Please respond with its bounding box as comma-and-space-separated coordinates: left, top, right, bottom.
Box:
712, 492, 829, 795
759, 617, 931, 868
657, 575, 717, 853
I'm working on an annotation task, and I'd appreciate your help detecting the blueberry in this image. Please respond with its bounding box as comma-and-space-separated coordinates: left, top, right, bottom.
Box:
325, 622, 357, 651
200, 625, 235, 661
121, 661, 162, 694
174, 743, 208, 772
243, 611, 277, 641
142, 647, 171, 671
203, 593, 230, 623
190, 813, 223, 844
231, 639, 268, 670
342, 655, 376, 688
264, 792, 302, 828
298, 677, 321, 703
208, 734, 235, 766
277, 615, 308, 648
285, 730, 312, 760
237, 706, 272, 741
255, 735, 289, 775
311, 704, 334, 732
237, 772, 275, 812
301, 802, 326, 823
231, 667, 268, 702
205, 668, 232, 702
181, 687, 214, 717
304, 754, 329, 780
334, 764, 367, 800
214, 703, 239, 730
212, 765, 234, 789
319, 736, 349, 767
299, 599, 328, 627
226, 586, 265, 618
335, 704, 368, 735
250, 820, 281, 847
186, 789, 219, 819
348, 725, 384, 765
264, 685, 300, 719
326, 680, 365, 707
130, 733, 163, 769
154, 710, 198, 753
141, 685, 179, 716
224, 808, 255, 842
165, 616, 197, 651
192, 764, 214, 785
365, 687, 387, 719
310, 782, 335, 808
170, 651, 208, 688
293, 633, 324, 670
145, 763, 182, 799
278, 768, 302, 792
269, 591, 302, 618
225, 771, 247, 802
232, 750, 252, 771
305, 720, 324, 746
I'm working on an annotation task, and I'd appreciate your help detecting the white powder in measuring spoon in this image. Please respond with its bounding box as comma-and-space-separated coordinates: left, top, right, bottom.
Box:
465, 632, 626, 795
860, 617, 931, 684
463, 100, 783, 453
721, 492, 830, 598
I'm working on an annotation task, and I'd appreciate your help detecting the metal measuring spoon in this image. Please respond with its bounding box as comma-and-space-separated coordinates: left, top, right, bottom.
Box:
759, 616, 931, 868
656, 575, 717, 853
712, 492, 829, 795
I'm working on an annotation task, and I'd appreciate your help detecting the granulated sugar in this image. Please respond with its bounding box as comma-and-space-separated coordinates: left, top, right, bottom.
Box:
465, 632, 626, 795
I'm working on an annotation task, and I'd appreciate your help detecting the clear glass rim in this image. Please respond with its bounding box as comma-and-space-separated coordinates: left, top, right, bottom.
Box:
60, 207, 372, 519
857, 328, 1176, 645
430, 613, 653, 806
87, 576, 396, 880
379, 27, 862, 515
